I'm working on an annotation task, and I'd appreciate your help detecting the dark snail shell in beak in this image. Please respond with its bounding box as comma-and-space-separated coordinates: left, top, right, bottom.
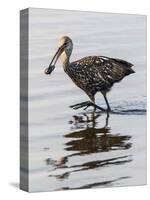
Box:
44, 65, 55, 75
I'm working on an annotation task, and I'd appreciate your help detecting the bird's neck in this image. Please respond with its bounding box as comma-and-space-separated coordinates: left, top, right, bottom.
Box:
60, 51, 71, 70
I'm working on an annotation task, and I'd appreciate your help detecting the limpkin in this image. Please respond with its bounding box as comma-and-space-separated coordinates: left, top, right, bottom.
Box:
45, 36, 135, 112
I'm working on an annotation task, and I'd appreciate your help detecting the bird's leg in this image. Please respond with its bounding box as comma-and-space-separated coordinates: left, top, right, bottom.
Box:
105, 112, 110, 127
84, 102, 105, 111
92, 97, 96, 112
70, 96, 105, 111
102, 93, 111, 112
89, 95, 106, 112
70, 101, 101, 110
70, 101, 93, 110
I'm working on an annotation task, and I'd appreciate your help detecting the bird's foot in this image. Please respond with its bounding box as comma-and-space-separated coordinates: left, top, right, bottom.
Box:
70, 101, 92, 110
70, 101, 105, 112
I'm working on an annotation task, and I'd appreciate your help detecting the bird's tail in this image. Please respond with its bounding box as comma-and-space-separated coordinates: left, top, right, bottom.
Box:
125, 67, 135, 75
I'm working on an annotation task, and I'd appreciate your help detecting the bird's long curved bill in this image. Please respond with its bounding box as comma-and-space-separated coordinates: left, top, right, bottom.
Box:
44, 46, 63, 75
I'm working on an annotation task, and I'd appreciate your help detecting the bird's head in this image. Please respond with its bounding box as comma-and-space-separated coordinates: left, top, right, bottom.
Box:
44, 36, 73, 75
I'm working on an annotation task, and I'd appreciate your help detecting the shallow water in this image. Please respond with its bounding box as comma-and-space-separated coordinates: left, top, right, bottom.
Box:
28, 8, 146, 192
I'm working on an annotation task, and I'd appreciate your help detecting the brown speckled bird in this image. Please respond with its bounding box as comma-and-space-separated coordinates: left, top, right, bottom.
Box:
45, 36, 135, 112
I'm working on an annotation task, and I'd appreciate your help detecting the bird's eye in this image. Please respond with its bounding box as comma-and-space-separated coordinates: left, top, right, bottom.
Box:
64, 42, 67, 45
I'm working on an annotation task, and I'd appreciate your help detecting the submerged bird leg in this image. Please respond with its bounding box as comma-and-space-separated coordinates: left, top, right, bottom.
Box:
91, 96, 96, 112
102, 92, 111, 112
105, 112, 110, 127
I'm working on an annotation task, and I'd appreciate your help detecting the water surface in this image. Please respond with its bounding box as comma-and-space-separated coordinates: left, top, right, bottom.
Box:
28, 8, 146, 192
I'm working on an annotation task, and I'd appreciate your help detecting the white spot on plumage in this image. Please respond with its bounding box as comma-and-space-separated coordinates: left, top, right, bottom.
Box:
107, 75, 113, 79
98, 72, 105, 81
102, 57, 109, 60
100, 59, 104, 63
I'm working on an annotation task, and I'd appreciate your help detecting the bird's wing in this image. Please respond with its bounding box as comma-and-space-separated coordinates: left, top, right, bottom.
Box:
95, 56, 134, 83
71, 56, 134, 86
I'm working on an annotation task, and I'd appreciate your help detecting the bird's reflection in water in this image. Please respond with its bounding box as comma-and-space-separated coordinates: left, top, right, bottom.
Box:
46, 111, 132, 188
66, 112, 131, 154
